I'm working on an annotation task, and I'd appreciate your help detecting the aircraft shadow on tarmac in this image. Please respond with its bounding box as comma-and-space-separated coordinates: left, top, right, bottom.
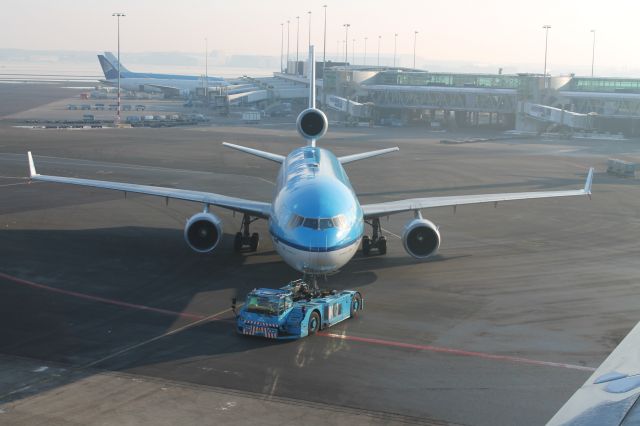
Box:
0, 226, 471, 368
0, 225, 476, 408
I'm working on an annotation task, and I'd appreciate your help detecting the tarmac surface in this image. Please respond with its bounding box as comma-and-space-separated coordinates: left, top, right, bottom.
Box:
1, 83, 640, 425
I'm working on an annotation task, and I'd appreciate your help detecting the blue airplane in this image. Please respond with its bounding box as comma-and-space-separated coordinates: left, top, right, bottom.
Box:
98, 51, 228, 97
28, 46, 593, 280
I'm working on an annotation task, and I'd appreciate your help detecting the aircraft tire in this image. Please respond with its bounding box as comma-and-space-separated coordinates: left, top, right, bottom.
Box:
362, 236, 371, 256
233, 232, 243, 252
378, 236, 387, 255
250, 233, 260, 251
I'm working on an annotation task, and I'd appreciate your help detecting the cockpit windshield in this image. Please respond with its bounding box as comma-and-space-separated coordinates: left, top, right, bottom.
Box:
288, 214, 348, 230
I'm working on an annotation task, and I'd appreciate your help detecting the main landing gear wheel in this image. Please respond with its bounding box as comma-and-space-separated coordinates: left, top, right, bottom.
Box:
362, 236, 371, 256
308, 311, 321, 335
233, 232, 243, 252
350, 293, 362, 317
250, 233, 260, 251
362, 218, 387, 256
233, 214, 260, 253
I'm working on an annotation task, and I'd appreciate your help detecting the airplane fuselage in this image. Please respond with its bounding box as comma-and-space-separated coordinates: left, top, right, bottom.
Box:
101, 76, 228, 96
269, 146, 364, 275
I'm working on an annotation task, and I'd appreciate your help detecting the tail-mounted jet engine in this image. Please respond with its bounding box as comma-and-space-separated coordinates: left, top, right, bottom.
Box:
296, 108, 328, 141
184, 212, 222, 253
402, 218, 441, 259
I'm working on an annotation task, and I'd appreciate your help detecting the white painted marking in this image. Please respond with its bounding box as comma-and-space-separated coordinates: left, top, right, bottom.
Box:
32, 366, 49, 373
381, 227, 401, 239
83, 307, 232, 368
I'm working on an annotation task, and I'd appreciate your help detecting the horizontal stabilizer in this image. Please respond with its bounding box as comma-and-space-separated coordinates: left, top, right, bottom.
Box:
222, 142, 285, 164
27, 151, 38, 177
338, 147, 399, 164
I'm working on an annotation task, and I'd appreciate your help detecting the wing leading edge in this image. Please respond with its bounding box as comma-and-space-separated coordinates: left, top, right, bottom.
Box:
362, 168, 594, 219
27, 152, 270, 218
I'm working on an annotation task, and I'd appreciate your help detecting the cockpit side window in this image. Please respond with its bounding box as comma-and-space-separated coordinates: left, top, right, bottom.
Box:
319, 218, 334, 229
288, 214, 304, 229
332, 214, 348, 229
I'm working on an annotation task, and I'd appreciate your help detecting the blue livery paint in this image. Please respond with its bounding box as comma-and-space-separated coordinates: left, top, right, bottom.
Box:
269, 146, 364, 256
236, 281, 363, 339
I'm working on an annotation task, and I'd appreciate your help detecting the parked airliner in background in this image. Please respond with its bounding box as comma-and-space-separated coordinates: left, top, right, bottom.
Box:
29, 46, 593, 279
98, 51, 228, 97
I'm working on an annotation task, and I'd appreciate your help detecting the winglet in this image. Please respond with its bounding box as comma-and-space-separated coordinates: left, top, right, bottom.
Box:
584, 167, 594, 195
27, 151, 38, 177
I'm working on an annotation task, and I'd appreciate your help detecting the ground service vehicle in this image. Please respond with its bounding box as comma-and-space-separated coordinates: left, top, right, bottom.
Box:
234, 280, 363, 339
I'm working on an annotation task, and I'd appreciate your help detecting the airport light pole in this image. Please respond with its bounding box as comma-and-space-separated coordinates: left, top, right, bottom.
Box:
296, 16, 300, 71
322, 5, 327, 67
112, 12, 125, 125
352, 39, 356, 64
308, 11, 312, 52
542, 24, 551, 89
377, 35, 381, 67
413, 31, 418, 69
590, 29, 596, 77
393, 33, 398, 67
280, 23, 284, 73
343, 24, 350, 64
364, 37, 367, 65
204, 37, 208, 100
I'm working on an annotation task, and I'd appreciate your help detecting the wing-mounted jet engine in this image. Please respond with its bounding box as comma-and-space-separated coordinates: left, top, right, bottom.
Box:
184, 211, 223, 253
402, 217, 441, 259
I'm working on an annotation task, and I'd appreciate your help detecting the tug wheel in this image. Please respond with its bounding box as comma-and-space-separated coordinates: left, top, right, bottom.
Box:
308, 311, 321, 335
350, 293, 362, 317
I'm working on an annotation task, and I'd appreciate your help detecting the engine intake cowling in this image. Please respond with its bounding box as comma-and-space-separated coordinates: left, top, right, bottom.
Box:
402, 218, 441, 259
184, 212, 222, 253
296, 108, 328, 141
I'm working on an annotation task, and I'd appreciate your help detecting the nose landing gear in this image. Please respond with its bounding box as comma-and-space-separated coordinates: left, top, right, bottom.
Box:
362, 217, 387, 256
233, 213, 260, 252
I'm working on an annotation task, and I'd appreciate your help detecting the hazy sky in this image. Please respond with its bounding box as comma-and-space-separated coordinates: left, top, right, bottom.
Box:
2, 0, 640, 74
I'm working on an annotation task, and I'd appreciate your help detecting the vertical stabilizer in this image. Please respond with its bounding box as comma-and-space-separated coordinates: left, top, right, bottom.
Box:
295, 45, 328, 147
308, 46, 316, 109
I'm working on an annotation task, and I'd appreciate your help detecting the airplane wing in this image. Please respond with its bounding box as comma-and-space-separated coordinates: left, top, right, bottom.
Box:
144, 84, 182, 97
27, 152, 270, 219
361, 168, 593, 219
547, 320, 640, 425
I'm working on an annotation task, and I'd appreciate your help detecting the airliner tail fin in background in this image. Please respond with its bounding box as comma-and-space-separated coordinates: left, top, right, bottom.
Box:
97, 55, 119, 80
104, 52, 131, 73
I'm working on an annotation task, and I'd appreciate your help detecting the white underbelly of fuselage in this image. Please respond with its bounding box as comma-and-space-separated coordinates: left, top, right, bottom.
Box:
272, 236, 360, 275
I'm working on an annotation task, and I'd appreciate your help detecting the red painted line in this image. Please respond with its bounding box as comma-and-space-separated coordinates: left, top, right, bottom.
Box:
0, 271, 596, 372
319, 332, 596, 372
0, 271, 207, 321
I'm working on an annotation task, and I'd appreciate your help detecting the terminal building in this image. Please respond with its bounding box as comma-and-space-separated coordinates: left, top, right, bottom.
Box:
224, 62, 640, 136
